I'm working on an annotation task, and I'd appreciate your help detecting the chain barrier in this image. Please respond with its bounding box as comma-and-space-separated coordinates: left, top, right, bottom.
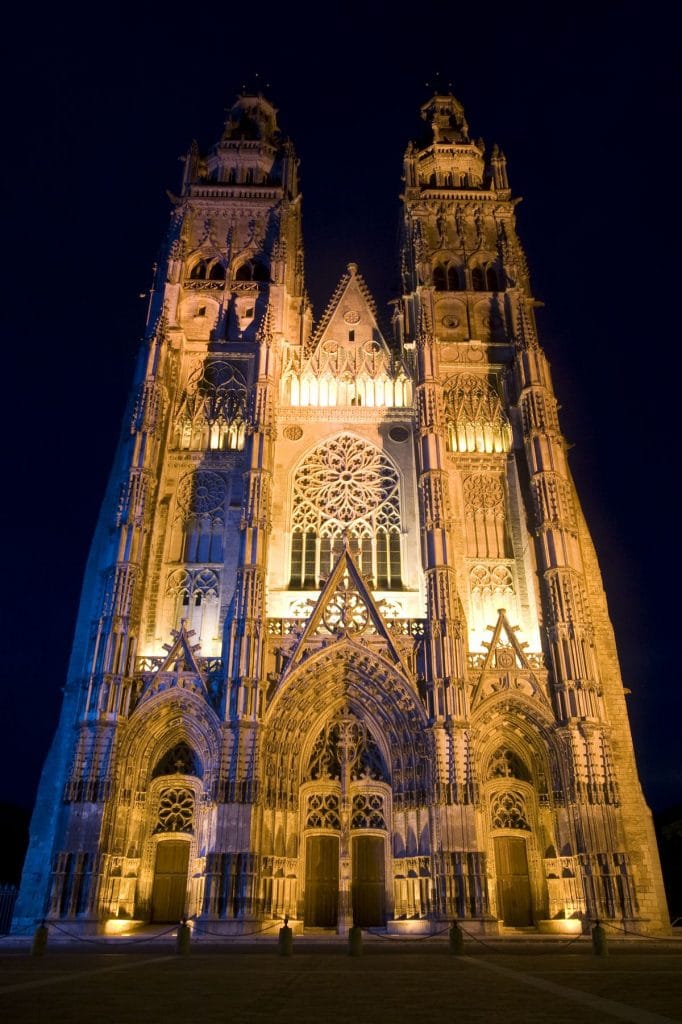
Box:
362, 923, 451, 942
191, 919, 281, 939
46, 921, 178, 946
21, 916, 662, 951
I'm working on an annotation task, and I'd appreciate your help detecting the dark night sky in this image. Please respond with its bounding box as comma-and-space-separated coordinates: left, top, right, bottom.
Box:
3, 2, 679, 816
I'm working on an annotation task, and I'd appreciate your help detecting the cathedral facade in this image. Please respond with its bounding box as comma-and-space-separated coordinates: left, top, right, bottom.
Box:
15, 93, 669, 935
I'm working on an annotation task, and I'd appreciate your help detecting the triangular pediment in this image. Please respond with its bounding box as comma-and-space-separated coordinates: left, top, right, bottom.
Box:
281, 542, 411, 678
139, 620, 209, 704
307, 263, 394, 370
471, 608, 548, 709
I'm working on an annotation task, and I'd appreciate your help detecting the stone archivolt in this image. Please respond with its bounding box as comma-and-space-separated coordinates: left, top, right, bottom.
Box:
15, 91, 669, 938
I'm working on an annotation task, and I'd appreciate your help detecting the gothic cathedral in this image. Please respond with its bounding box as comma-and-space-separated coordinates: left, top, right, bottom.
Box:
15, 93, 669, 935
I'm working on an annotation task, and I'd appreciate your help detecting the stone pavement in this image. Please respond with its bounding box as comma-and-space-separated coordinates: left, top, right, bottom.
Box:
1, 930, 681, 1024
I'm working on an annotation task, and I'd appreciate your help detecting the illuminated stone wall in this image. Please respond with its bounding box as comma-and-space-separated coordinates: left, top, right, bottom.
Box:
13, 93, 670, 936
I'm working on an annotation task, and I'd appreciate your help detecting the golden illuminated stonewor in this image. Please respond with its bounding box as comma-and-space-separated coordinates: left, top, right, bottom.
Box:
14, 92, 670, 936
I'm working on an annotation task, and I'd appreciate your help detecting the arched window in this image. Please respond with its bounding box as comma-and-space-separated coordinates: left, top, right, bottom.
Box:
189, 260, 208, 280
471, 266, 485, 291
433, 265, 447, 291
152, 743, 203, 779
447, 265, 460, 290
208, 261, 226, 281
234, 260, 269, 282
290, 434, 403, 590
486, 266, 499, 291
173, 359, 247, 452
166, 567, 221, 641
171, 471, 226, 563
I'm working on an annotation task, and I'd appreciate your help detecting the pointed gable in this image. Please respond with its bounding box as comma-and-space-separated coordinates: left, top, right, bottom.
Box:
139, 620, 210, 704
282, 262, 411, 408
471, 608, 549, 709
281, 541, 412, 680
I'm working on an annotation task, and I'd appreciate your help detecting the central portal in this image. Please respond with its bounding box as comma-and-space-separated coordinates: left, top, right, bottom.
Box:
304, 834, 339, 926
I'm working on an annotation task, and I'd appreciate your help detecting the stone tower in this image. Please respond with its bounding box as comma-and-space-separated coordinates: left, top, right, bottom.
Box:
14, 93, 669, 936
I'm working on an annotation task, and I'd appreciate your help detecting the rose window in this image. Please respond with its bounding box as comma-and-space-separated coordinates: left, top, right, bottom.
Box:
290, 434, 403, 589
155, 787, 195, 833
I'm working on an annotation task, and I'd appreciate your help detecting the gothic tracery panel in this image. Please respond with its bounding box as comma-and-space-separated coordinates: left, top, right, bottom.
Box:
173, 358, 247, 451
490, 790, 530, 831
155, 788, 195, 833
306, 710, 389, 783
290, 434, 402, 589
444, 373, 510, 453
463, 475, 510, 558
171, 471, 226, 563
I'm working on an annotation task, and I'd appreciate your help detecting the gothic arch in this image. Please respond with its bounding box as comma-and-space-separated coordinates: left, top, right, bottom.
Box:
116, 688, 222, 794
470, 691, 563, 800
261, 639, 432, 810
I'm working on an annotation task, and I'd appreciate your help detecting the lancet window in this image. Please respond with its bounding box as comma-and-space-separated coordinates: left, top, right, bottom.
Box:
281, 338, 411, 408
290, 434, 403, 590
433, 262, 462, 291
443, 373, 510, 454
463, 475, 510, 559
152, 743, 203, 779
234, 259, 269, 282
166, 567, 220, 640
173, 359, 247, 451
170, 471, 226, 563
188, 258, 226, 282
486, 748, 530, 782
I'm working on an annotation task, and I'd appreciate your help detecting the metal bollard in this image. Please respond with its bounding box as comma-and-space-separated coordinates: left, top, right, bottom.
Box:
348, 925, 363, 957
449, 920, 464, 955
591, 920, 609, 957
278, 915, 293, 956
176, 917, 191, 955
31, 921, 49, 957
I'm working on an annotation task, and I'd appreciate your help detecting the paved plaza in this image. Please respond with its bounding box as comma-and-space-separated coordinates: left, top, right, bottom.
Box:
1, 933, 681, 1024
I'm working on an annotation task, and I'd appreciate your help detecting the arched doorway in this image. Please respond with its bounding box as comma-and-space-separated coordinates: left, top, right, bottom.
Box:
485, 747, 537, 927
301, 707, 390, 931
148, 743, 202, 923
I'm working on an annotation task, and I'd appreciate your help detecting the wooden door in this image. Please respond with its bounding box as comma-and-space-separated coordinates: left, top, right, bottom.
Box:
494, 836, 532, 926
151, 841, 190, 922
352, 834, 385, 927
304, 835, 339, 927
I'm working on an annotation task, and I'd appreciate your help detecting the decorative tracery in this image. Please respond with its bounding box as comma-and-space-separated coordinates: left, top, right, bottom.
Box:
155, 788, 195, 833
490, 790, 530, 831
306, 711, 389, 783
444, 373, 510, 453
486, 748, 530, 782
351, 793, 387, 830
173, 358, 247, 451
305, 793, 341, 829
290, 434, 402, 589
152, 743, 203, 779
171, 471, 226, 564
